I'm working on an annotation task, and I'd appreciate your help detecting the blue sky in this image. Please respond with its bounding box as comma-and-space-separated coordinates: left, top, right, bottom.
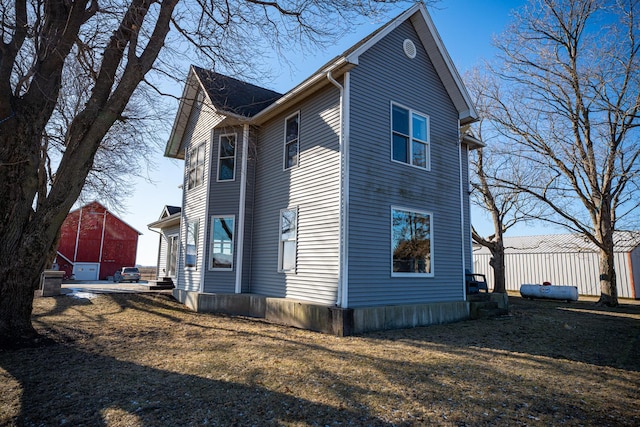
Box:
130, 0, 529, 265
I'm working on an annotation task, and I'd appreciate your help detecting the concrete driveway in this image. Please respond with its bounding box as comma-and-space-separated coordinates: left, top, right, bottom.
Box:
61, 280, 171, 295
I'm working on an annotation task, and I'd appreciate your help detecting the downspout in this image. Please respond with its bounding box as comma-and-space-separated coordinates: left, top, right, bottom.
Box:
235, 124, 249, 294
98, 210, 107, 279
327, 70, 349, 308
458, 125, 467, 300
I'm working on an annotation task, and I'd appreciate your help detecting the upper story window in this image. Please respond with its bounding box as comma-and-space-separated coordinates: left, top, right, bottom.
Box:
392, 207, 433, 276
284, 112, 300, 170
188, 143, 206, 189
218, 134, 236, 181
391, 103, 430, 170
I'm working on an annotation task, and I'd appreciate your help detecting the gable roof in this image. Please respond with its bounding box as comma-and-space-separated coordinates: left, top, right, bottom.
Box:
148, 205, 182, 230
161, 205, 181, 219
68, 201, 143, 235
165, 2, 477, 158
473, 232, 640, 255
252, 2, 478, 125
192, 66, 282, 117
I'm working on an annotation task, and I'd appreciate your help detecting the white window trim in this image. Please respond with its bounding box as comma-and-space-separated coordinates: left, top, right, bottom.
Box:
188, 143, 206, 190
390, 102, 431, 171
278, 207, 298, 273
283, 111, 300, 171
217, 133, 237, 182
390, 206, 434, 278
209, 215, 235, 271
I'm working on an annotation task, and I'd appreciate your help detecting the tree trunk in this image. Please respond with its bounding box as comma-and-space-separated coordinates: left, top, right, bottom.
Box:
597, 247, 618, 307
0, 110, 75, 348
489, 248, 507, 293
595, 199, 618, 307
0, 268, 42, 348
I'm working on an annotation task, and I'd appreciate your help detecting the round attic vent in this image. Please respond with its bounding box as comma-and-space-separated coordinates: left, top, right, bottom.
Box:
403, 39, 416, 59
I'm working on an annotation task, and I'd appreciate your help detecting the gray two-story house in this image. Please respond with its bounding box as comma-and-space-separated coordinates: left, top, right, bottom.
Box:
152, 2, 484, 335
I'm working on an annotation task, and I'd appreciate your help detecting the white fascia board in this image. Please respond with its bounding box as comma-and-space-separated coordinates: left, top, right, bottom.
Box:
147, 213, 181, 230
165, 67, 200, 159
409, 7, 479, 123
252, 57, 353, 124
344, 3, 423, 65
166, 66, 246, 158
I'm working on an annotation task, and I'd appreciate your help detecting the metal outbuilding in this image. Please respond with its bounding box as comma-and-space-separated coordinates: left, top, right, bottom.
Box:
473, 232, 640, 299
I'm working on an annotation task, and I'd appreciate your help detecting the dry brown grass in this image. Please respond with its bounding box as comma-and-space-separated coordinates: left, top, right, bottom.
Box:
1, 293, 639, 426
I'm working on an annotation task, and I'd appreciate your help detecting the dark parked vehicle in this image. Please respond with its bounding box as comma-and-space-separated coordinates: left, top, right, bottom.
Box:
114, 267, 141, 283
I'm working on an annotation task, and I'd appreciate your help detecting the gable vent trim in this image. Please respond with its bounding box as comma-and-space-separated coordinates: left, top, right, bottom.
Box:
403, 39, 416, 59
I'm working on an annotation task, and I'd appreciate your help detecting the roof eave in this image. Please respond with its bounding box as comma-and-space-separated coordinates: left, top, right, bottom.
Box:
252, 57, 354, 124
462, 133, 485, 150
165, 67, 201, 159
336, 3, 479, 124
409, 4, 479, 124
147, 212, 181, 230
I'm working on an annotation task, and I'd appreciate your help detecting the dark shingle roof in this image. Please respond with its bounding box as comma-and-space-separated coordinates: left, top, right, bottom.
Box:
165, 206, 181, 216
192, 66, 283, 117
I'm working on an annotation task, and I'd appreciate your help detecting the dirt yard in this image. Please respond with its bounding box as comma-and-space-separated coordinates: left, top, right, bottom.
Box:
1, 292, 639, 426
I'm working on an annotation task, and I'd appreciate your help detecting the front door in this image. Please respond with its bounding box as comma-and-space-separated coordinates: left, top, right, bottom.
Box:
167, 235, 178, 277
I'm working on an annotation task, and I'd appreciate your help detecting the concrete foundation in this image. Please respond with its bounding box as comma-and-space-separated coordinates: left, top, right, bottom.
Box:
173, 289, 470, 336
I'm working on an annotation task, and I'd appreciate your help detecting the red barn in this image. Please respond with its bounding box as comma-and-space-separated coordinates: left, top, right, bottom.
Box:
55, 201, 142, 280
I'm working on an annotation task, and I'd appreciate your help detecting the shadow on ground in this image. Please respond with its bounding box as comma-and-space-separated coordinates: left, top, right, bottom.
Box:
0, 342, 391, 426
366, 296, 640, 372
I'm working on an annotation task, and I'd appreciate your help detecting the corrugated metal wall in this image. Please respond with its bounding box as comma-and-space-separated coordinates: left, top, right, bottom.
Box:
473, 251, 636, 298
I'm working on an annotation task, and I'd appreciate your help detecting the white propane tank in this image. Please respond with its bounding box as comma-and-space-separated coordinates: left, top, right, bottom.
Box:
520, 284, 579, 301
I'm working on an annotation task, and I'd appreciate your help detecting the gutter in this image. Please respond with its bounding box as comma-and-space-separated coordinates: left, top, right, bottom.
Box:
253, 58, 353, 125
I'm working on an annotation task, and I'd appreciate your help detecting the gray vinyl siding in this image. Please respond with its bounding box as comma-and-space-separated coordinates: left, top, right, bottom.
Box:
176, 91, 224, 292
202, 126, 243, 293
251, 85, 341, 304
347, 20, 465, 307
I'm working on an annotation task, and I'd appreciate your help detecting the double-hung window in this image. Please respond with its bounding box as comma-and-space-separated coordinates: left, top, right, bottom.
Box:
217, 134, 236, 181
284, 112, 300, 169
278, 208, 297, 272
210, 216, 234, 270
188, 143, 206, 189
185, 220, 199, 268
391, 104, 430, 169
391, 207, 433, 276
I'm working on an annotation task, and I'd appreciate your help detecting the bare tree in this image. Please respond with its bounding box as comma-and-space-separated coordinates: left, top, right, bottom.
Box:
46, 60, 168, 210
479, 0, 640, 306
0, 0, 413, 347
464, 69, 539, 293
